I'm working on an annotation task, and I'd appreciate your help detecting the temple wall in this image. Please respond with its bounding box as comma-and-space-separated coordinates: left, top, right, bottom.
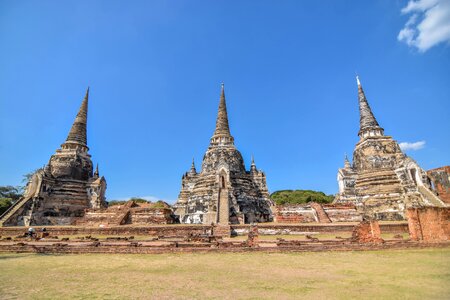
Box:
274, 204, 317, 223
0, 222, 409, 237
406, 207, 450, 242
323, 204, 363, 222
427, 166, 450, 204
274, 203, 363, 223
127, 208, 174, 225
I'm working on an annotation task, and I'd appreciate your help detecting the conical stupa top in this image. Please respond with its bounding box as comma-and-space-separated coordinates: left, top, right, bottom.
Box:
94, 163, 99, 177
190, 158, 197, 174
344, 154, 351, 168
213, 83, 231, 136
357, 76, 383, 137
250, 155, 257, 173
66, 88, 89, 146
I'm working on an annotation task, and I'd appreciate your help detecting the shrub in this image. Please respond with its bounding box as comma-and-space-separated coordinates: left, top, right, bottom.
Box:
270, 190, 334, 205
0, 198, 13, 215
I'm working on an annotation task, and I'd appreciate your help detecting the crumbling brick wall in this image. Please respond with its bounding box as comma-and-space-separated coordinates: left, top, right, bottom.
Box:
351, 220, 383, 244
427, 166, 450, 204
127, 208, 175, 225
323, 204, 363, 222
274, 203, 363, 223
407, 207, 450, 242
273, 205, 317, 223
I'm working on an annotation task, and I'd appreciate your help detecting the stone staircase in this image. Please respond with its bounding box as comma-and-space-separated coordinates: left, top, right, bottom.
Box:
418, 185, 446, 207
310, 202, 332, 223
356, 170, 403, 195
218, 188, 229, 224
76, 201, 136, 226
0, 196, 32, 226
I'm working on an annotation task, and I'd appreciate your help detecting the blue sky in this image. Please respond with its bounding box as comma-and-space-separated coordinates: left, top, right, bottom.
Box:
1, 1, 449, 203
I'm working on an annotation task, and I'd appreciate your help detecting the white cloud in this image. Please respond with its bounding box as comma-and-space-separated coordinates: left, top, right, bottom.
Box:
398, 0, 450, 52
399, 140, 426, 151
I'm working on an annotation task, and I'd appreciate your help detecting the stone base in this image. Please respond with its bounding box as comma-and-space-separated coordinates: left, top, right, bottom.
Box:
214, 225, 231, 238
351, 220, 384, 244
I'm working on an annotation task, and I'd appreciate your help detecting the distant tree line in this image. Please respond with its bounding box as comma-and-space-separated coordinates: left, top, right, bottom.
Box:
0, 169, 41, 214
0, 186, 23, 215
108, 197, 150, 206
270, 190, 334, 205
108, 197, 168, 208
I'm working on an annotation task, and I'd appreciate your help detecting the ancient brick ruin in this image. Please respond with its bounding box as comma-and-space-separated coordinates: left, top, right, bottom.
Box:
351, 220, 384, 244
274, 203, 362, 223
77, 201, 176, 226
0, 89, 107, 226
427, 166, 450, 205
0, 79, 448, 257
407, 207, 450, 242
334, 77, 446, 220
173, 84, 273, 224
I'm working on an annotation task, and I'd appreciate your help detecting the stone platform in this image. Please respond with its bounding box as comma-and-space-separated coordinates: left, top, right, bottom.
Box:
0, 222, 409, 238
0, 221, 420, 254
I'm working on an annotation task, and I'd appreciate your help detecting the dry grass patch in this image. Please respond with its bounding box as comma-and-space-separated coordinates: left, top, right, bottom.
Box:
0, 248, 449, 299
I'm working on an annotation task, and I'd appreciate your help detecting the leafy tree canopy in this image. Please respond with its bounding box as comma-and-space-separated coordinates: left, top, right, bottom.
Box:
0, 186, 23, 215
271, 190, 334, 205
0, 186, 22, 202
108, 197, 150, 206
0, 198, 13, 215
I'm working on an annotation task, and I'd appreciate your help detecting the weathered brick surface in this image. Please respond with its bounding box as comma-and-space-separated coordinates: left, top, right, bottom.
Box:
0, 239, 448, 255
213, 224, 231, 238
0, 223, 409, 238
323, 204, 363, 222
309, 203, 331, 223
76, 201, 175, 226
246, 224, 259, 247
274, 203, 362, 223
427, 166, 450, 204
274, 205, 320, 223
351, 220, 384, 244
407, 207, 450, 242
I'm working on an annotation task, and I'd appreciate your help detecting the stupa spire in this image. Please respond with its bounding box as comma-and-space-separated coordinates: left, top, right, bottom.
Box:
214, 83, 231, 136
250, 155, 257, 173
65, 88, 89, 147
94, 163, 99, 177
190, 158, 197, 175
210, 83, 234, 146
356, 76, 384, 138
344, 154, 351, 168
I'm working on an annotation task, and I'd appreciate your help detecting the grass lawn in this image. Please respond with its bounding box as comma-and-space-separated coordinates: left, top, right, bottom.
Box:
0, 248, 449, 299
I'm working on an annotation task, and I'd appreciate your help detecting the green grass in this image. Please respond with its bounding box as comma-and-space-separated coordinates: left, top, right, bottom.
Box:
1, 248, 449, 299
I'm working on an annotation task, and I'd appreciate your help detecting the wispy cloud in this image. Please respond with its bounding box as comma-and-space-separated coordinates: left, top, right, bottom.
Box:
398, 0, 450, 52
399, 140, 426, 151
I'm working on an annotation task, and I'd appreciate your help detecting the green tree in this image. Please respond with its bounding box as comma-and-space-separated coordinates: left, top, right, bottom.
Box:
0, 198, 13, 215
0, 186, 23, 215
270, 189, 334, 205
108, 197, 150, 206
22, 168, 43, 184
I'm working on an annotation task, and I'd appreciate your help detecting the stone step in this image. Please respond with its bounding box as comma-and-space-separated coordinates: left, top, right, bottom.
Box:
0, 196, 32, 226
418, 185, 446, 207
